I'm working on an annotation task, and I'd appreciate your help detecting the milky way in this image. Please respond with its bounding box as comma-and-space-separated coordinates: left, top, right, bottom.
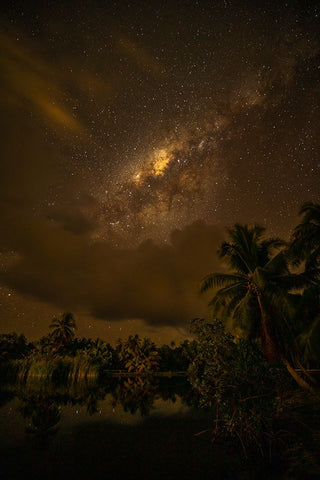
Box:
1, 0, 319, 342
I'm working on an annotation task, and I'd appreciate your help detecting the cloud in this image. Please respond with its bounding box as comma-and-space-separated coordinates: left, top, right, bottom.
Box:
45, 195, 100, 236
0, 31, 83, 132
0, 216, 223, 326
117, 34, 164, 77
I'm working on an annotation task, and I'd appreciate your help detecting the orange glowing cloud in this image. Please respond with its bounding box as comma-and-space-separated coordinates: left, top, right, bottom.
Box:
0, 31, 83, 132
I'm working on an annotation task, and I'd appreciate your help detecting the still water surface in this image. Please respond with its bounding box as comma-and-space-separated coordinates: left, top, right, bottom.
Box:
0, 376, 235, 480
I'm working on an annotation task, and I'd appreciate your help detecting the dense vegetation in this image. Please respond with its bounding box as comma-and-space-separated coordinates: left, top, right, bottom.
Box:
0, 317, 196, 384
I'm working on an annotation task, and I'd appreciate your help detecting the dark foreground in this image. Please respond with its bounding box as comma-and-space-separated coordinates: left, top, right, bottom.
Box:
0, 375, 319, 480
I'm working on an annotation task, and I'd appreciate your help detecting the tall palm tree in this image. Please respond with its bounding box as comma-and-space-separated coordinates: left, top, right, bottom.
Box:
291, 201, 320, 273
289, 203, 320, 366
295, 286, 320, 367
201, 224, 312, 390
49, 312, 77, 348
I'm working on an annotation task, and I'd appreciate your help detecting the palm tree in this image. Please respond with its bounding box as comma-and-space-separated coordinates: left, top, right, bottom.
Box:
291, 201, 320, 273
49, 312, 77, 348
289, 203, 320, 367
295, 286, 320, 367
201, 224, 313, 390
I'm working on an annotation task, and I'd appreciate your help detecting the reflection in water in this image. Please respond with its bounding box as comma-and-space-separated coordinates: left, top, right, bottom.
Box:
112, 377, 159, 415
0, 375, 198, 441
0, 375, 221, 480
0, 375, 299, 479
20, 394, 61, 446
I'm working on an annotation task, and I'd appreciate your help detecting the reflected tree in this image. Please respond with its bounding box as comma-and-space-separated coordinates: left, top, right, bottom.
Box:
112, 376, 158, 415
19, 394, 61, 446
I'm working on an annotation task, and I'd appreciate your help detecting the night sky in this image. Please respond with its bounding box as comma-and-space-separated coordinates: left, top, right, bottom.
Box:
1, 0, 319, 343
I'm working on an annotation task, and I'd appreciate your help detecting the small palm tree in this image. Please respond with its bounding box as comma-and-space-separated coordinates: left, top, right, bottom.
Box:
49, 312, 77, 348
201, 224, 313, 390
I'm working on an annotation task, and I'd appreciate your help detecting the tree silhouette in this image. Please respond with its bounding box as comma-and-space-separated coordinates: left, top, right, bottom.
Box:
295, 286, 320, 367
118, 335, 160, 373
49, 312, 77, 348
291, 201, 320, 273
289, 202, 320, 367
201, 224, 313, 390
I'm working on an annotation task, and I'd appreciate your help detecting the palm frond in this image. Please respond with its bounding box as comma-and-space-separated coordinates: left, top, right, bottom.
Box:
231, 291, 259, 338
207, 284, 247, 320
260, 238, 287, 257
292, 203, 320, 254
299, 201, 320, 222
200, 273, 246, 293
264, 251, 289, 275
224, 289, 249, 317
305, 247, 320, 273
207, 283, 246, 303
298, 314, 320, 365
274, 272, 316, 291
218, 242, 252, 274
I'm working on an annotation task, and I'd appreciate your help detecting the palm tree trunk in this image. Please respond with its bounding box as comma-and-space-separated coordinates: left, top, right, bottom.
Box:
282, 359, 314, 392
256, 294, 279, 363
295, 358, 316, 384
257, 294, 314, 391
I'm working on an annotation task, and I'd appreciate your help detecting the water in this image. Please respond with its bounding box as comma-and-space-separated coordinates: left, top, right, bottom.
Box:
0, 376, 234, 480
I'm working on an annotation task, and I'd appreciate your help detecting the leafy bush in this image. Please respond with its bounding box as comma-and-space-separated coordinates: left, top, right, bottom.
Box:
0, 333, 31, 361
188, 318, 289, 455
